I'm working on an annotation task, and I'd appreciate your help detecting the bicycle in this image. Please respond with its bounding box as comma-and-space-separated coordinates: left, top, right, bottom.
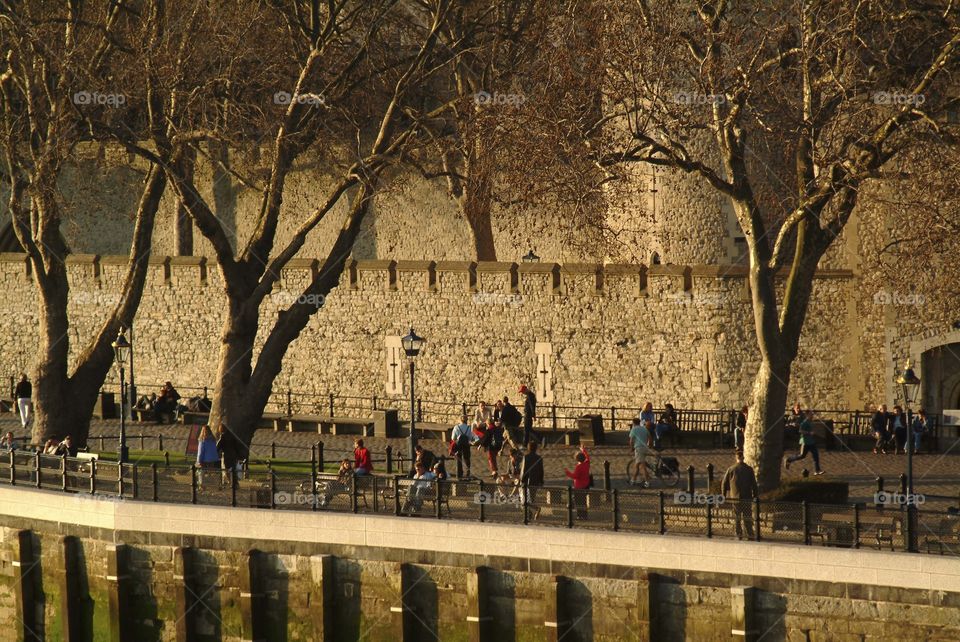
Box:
625, 449, 680, 487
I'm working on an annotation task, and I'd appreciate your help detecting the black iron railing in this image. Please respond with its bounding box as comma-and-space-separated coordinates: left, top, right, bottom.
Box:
0, 449, 955, 556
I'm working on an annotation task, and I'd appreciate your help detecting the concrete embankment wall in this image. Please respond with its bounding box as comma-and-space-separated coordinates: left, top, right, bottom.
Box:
0, 486, 958, 641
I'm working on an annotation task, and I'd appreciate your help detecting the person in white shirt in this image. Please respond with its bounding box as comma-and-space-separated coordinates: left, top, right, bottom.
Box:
472, 401, 492, 430
450, 415, 478, 479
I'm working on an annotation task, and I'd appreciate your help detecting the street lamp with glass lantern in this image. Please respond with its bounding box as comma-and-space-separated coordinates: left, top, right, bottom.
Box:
401, 328, 425, 465
111, 328, 132, 464
522, 249, 540, 262
897, 360, 921, 551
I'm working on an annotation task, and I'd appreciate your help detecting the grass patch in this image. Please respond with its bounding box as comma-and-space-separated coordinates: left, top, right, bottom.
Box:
95, 450, 339, 474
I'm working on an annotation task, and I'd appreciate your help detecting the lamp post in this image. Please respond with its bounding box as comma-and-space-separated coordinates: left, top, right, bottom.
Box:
112, 328, 132, 464
522, 249, 540, 263
897, 360, 921, 552
401, 328, 425, 464
127, 324, 137, 421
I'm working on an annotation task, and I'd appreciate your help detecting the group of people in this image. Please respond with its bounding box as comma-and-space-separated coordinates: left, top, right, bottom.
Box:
2, 430, 76, 458
870, 403, 931, 454
136, 381, 184, 423
194, 424, 245, 487
447, 386, 540, 480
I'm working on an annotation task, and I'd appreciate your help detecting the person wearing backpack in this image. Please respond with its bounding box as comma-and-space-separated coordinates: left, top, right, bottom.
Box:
450, 415, 477, 478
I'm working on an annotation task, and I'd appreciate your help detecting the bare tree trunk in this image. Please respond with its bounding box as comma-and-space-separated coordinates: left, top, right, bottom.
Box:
744, 356, 791, 491
32, 272, 73, 445
208, 298, 259, 446
174, 147, 195, 256
464, 185, 496, 261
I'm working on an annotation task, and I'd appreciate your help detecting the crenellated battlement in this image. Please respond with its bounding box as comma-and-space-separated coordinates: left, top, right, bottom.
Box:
0, 253, 855, 301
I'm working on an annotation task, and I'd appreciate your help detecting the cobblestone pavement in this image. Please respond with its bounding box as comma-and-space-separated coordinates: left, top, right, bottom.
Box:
4, 417, 957, 507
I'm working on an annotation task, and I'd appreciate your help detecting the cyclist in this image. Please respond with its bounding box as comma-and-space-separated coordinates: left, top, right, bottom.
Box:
628, 417, 653, 487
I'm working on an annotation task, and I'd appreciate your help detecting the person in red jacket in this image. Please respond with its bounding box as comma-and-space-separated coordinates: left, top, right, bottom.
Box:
564, 445, 591, 520
354, 438, 373, 476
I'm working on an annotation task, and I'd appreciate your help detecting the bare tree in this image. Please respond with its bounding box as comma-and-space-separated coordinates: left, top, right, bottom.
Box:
570, 0, 960, 489
0, 1, 171, 445
115, 0, 464, 448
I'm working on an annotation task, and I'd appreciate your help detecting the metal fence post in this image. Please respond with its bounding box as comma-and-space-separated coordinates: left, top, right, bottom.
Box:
853, 502, 860, 549
898, 473, 907, 495
351, 476, 358, 514
164, 451, 170, 468
132, 464, 138, 499
610, 406, 616, 432
394, 475, 401, 516
311, 453, 318, 513
9, 450, 15, 486
566, 487, 574, 528
706, 463, 714, 490
386, 446, 393, 474
34, 451, 41, 488
478, 480, 486, 522
906, 505, 917, 553
754, 497, 761, 541
271, 442, 276, 459
523, 484, 530, 526
602, 460, 611, 491
612, 490, 619, 531
60, 456, 67, 492
658, 491, 666, 534
90, 461, 97, 494
231, 469, 238, 508
686, 466, 695, 494
317, 441, 324, 472
118, 463, 124, 497
706, 500, 712, 538
802, 501, 810, 545
190, 465, 197, 504
269, 471, 276, 509
435, 480, 442, 519
151, 463, 158, 502
158, 434, 163, 451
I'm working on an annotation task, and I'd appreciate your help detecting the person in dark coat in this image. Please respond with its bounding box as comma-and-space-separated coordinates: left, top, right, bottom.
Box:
721, 450, 759, 539
520, 441, 544, 519
216, 424, 244, 483
519, 385, 538, 446
871, 404, 890, 454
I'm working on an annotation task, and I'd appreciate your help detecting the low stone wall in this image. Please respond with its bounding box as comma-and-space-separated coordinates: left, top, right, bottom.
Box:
0, 486, 958, 641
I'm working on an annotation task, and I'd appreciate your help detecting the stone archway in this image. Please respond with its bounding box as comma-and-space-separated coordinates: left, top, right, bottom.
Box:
907, 330, 960, 413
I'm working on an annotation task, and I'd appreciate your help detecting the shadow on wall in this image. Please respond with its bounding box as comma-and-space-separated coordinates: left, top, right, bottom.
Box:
565, 578, 594, 641
128, 546, 160, 641
655, 575, 687, 640
264, 552, 290, 642
406, 564, 439, 640
192, 549, 225, 641
491, 569, 517, 642
755, 590, 787, 641
334, 558, 362, 642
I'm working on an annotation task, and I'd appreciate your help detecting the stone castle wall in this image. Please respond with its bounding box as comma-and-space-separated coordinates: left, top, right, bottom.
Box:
0, 253, 860, 412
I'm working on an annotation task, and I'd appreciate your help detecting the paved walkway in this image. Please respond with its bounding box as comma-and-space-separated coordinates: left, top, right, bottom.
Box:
4, 417, 958, 508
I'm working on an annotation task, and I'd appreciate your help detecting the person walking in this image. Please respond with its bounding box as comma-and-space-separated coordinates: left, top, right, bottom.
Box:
734, 406, 748, 451
721, 450, 759, 540
216, 424, 243, 484
628, 417, 652, 487
520, 441, 544, 520
14, 374, 32, 430
784, 410, 824, 475
564, 445, 591, 520
912, 409, 931, 455
519, 385, 538, 447
196, 426, 219, 490
450, 415, 477, 478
